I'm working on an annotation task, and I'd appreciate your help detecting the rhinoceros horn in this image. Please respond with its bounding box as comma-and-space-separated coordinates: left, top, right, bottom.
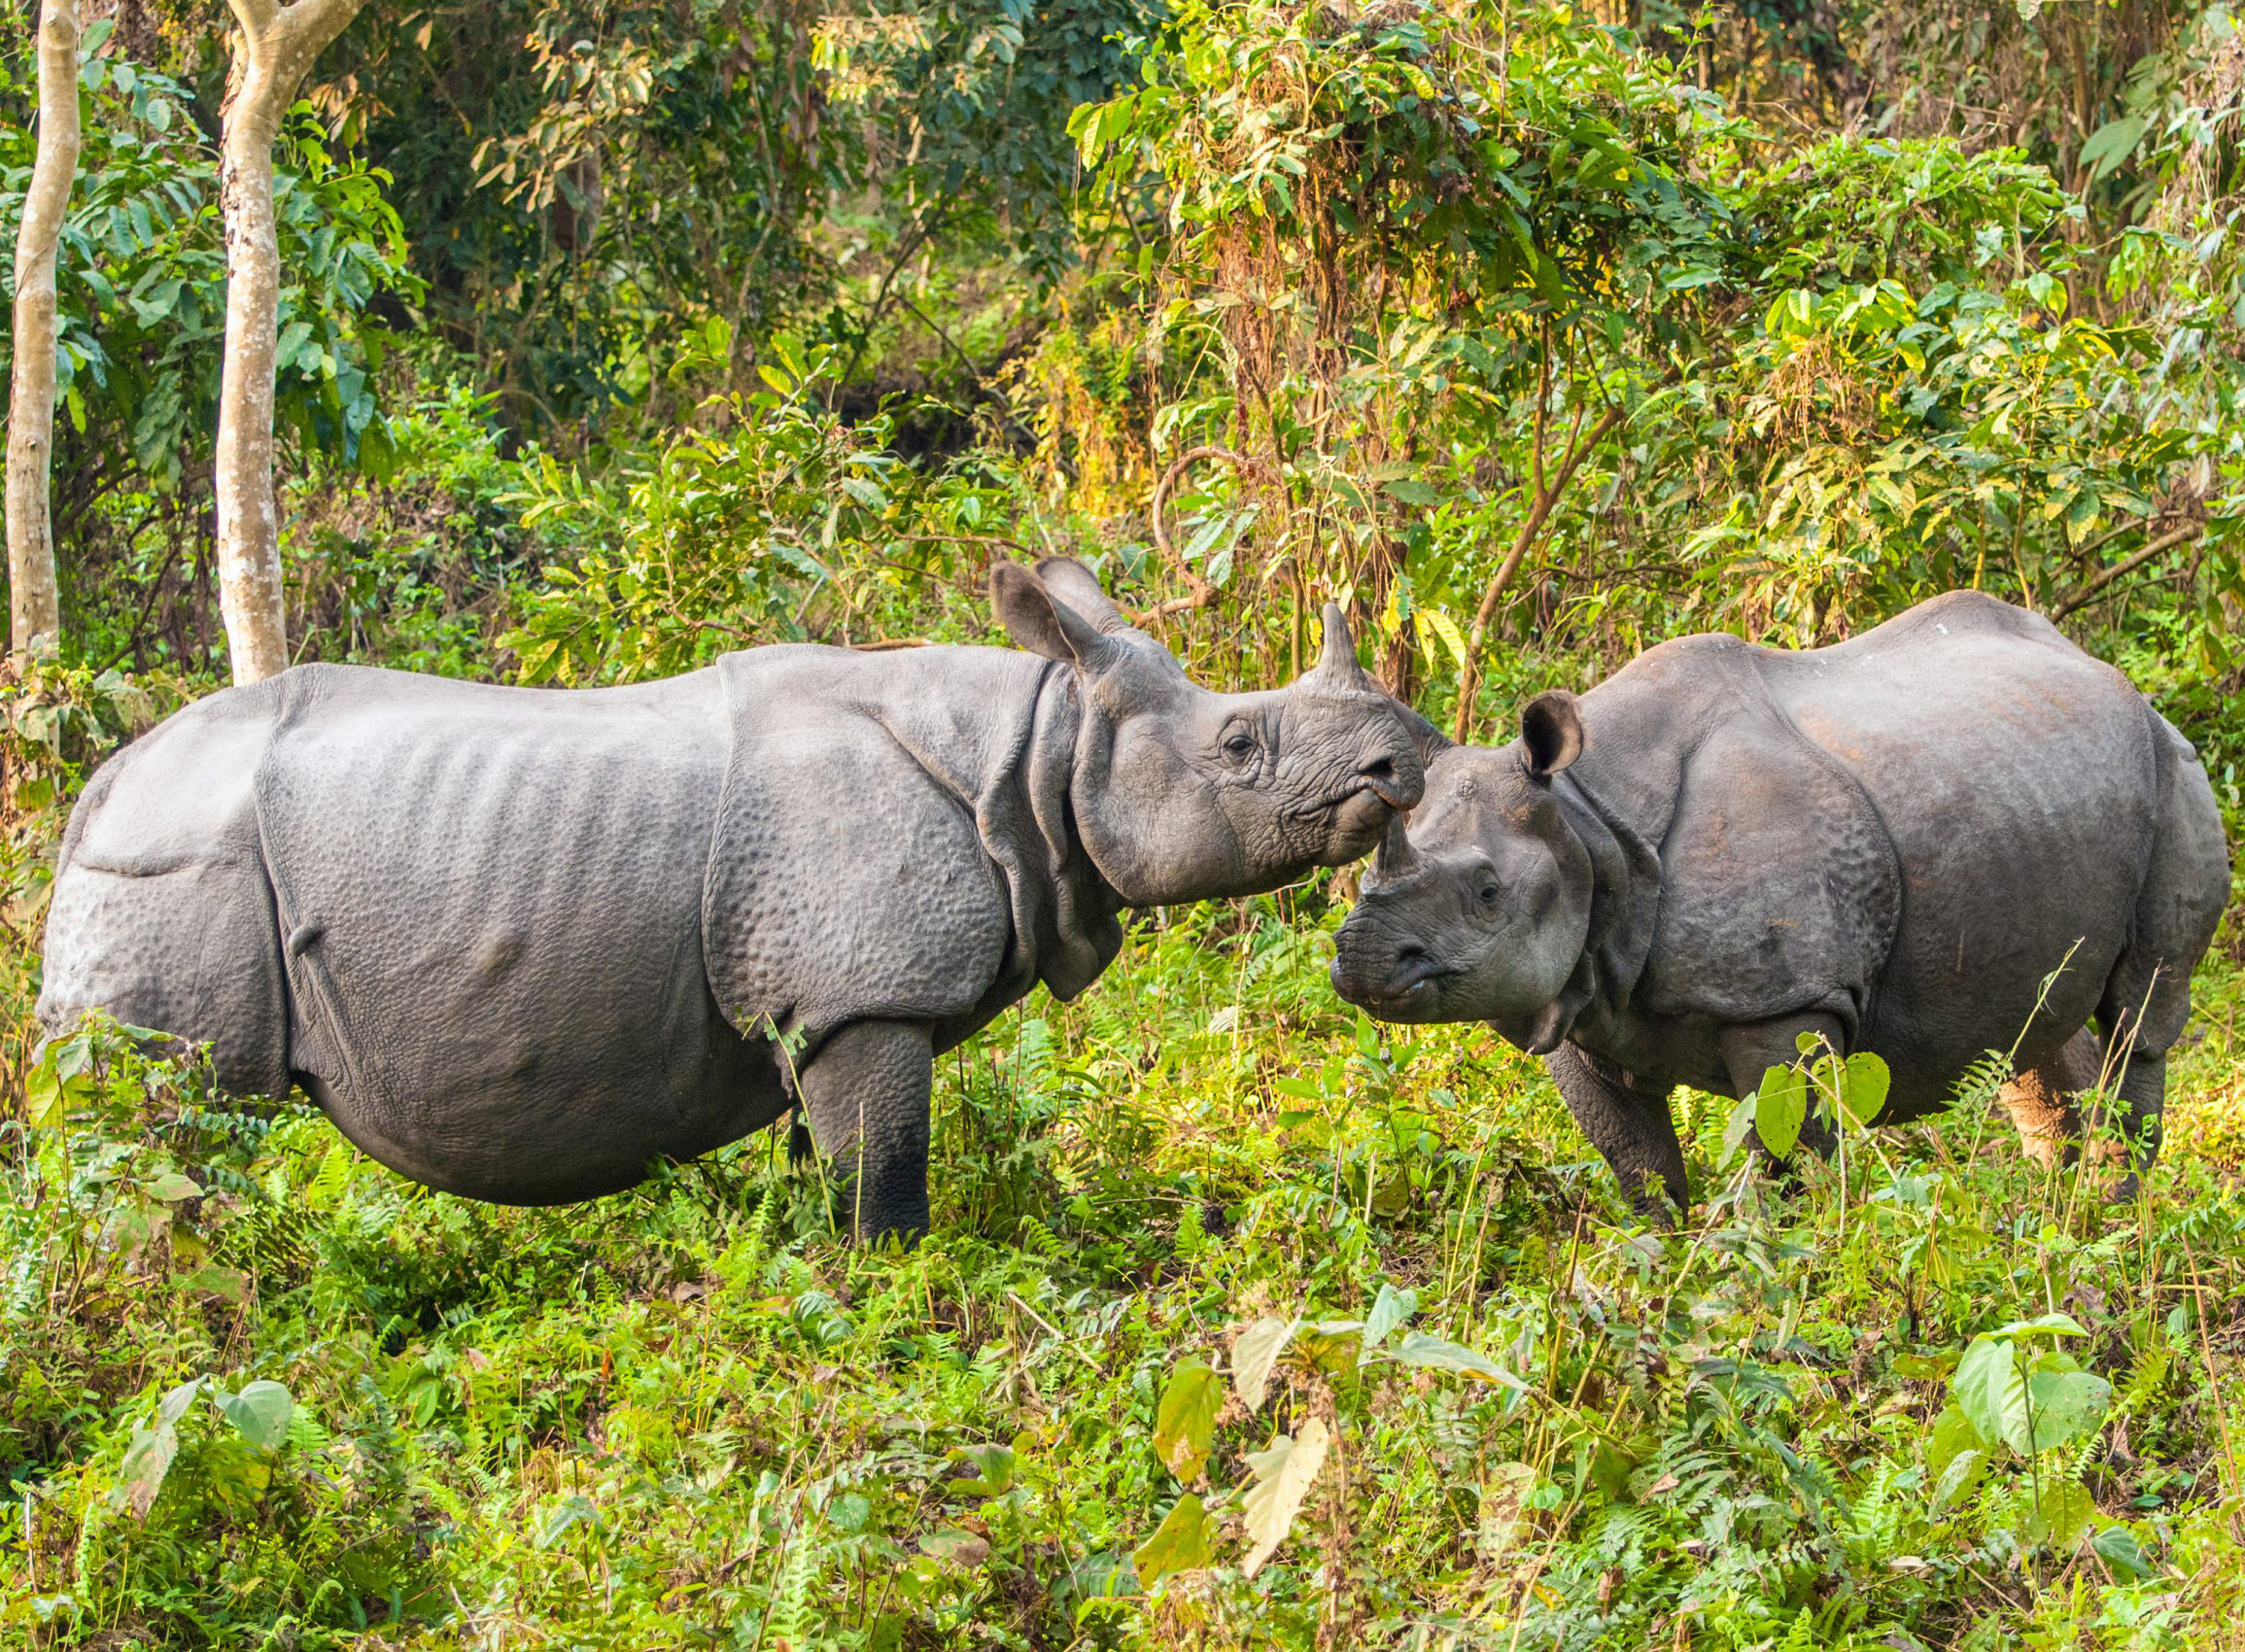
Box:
1311, 602, 1370, 685
1373, 809, 1418, 877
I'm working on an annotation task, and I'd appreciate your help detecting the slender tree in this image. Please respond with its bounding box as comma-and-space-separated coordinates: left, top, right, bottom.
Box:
6, 0, 82, 659
213, 0, 365, 684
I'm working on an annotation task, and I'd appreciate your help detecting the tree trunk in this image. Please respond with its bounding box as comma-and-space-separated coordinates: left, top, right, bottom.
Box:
6, 0, 82, 659
213, 0, 366, 684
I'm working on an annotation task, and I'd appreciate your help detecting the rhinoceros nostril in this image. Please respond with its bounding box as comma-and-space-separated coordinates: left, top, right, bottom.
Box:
1357, 755, 1412, 809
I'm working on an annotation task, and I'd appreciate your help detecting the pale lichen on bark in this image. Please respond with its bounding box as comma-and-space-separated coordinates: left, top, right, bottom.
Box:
6, 0, 83, 659
213, 0, 367, 683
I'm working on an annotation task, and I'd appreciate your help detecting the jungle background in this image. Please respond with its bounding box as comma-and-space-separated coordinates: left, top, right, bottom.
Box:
6, 0, 2245, 1645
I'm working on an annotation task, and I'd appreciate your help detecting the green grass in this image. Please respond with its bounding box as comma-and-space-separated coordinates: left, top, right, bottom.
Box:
4, 893, 2244, 1650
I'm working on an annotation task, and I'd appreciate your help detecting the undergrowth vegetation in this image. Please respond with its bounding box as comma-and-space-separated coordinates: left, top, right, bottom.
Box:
4, 880, 2242, 1647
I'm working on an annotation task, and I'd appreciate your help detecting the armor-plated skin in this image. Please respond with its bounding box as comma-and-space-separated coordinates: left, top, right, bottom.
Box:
1331, 591, 2230, 1214
39, 559, 1426, 1241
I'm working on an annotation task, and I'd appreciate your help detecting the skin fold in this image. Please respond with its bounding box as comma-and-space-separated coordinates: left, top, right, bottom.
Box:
1331, 591, 2231, 1216
38, 559, 1427, 1243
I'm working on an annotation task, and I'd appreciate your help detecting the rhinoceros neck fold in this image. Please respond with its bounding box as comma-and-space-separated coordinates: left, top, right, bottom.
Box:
1545, 762, 1665, 1044
861, 652, 1126, 1002
701, 646, 1124, 1046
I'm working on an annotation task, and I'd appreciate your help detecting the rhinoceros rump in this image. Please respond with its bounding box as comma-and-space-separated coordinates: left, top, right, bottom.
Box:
39, 559, 1425, 1240
1331, 591, 2230, 1213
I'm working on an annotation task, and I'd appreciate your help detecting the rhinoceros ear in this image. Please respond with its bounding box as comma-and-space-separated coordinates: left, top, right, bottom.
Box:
1029, 558, 1134, 636
991, 562, 1121, 671
1520, 690, 1583, 781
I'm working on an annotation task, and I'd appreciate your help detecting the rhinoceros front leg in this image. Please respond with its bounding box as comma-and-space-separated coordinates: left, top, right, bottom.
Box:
1720, 1014, 1844, 1171
798, 1018, 934, 1245
1546, 1044, 1687, 1222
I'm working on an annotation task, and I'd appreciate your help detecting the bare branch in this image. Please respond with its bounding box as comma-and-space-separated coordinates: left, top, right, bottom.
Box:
1452, 401, 1624, 741
2049, 522, 2204, 621
1146, 444, 1269, 619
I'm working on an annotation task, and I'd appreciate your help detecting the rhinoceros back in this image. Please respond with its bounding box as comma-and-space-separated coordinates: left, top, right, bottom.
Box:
44, 664, 743, 1201
39, 680, 292, 1094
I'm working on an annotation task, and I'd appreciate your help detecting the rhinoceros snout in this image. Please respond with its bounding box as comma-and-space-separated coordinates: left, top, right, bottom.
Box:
1330, 927, 1447, 1020
1354, 753, 1421, 811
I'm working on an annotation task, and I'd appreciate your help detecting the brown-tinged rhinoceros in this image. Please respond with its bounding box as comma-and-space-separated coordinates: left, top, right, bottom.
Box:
1330, 591, 2229, 1214
38, 560, 1425, 1241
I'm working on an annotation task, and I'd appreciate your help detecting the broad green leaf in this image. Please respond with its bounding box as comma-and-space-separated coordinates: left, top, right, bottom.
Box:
1951, 1335, 2023, 1452
213, 1379, 294, 1452
2022, 1361, 2111, 1452
1133, 1493, 1217, 1586
1295, 1321, 1365, 1376
1930, 1444, 1986, 1513
2077, 112, 2147, 182
1364, 1284, 1417, 1352
156, 1377, 204, 1428
948, 1442, 1017, 1497
2091, 1523, 2154, 1578
1154, 1360, 1222, 1481
1231, 1317, 1297, 1413
1839, 1052, 1891, 1126
142, 1170, 203, 1202
1926, 1403, 1982, 1477
1240, 1418, 1330, 1579
2024, 1479, 2095, 1551
1391, 1331, 1528, 1392
1754, 1065, 1808, 1159
838, 475, 886, 511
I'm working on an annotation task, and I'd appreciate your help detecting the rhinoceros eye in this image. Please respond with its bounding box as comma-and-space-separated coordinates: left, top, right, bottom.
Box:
1221, 730, 1257, 762
1477, 882, 1501, 908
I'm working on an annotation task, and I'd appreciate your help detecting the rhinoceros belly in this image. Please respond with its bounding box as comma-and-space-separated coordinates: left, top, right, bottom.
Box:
255, 668, 775, 1202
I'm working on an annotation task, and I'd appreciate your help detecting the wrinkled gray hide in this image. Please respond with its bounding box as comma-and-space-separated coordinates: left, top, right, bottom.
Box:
1332, 591, 2230, 1214
39, 559, 1425, 1241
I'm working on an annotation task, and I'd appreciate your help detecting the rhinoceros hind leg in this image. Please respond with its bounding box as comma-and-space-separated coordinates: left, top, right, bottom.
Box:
1546, 1043, 1686, 1222
798, 1018, 934, 1245
2001, 1021, 2163, 1197
1998, 1025, 2104, 1170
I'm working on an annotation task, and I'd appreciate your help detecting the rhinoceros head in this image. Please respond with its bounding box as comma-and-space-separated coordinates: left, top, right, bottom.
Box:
991, 559, 1427, 905
1330, 691, 1594, 1051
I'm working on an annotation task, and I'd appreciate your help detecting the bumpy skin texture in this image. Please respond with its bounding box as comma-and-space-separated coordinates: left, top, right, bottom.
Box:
40, 560, 1425, 1243
1332, 592, 2231, 1216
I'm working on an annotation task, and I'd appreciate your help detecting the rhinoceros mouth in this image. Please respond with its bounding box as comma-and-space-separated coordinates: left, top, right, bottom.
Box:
1329, 950, 1455, 1019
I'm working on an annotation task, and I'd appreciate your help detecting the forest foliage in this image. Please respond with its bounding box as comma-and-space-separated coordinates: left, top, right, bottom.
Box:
4, 0, 2245, 1647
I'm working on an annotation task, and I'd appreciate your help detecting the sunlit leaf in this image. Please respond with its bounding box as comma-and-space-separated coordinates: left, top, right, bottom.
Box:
1154, 1360, 1222, 1481
1134, 1493, 1217, 1585
1390, 1331, 1528, 1392
213, 1380, 293, 1453
1240, 1418, 1329, 1578
1754, 1065, 1808, 1159
1232, 1317, 1297, 1413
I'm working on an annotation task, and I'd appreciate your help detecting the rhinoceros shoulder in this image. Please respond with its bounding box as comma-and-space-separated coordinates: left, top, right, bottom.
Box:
700, 647, 1054, 1051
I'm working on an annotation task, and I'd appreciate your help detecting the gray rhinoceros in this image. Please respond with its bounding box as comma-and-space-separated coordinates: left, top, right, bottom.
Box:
1330, 591, 2229, 1213
39, 559, 1425, 1240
